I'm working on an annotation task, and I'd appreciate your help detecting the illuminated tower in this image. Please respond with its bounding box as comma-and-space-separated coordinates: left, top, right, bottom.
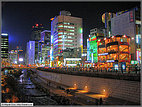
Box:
1, 33, 9, 58
38, 30, 51, 66
51, 11, 83, 67
26, 41, 35, 65
31, 24, 44, 63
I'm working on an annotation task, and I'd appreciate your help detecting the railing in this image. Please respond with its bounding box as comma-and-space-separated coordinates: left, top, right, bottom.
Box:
37, 66, 141, 81
45, 66, 141, 74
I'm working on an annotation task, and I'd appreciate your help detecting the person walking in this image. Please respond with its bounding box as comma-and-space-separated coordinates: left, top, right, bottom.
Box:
99, 97, 103, 105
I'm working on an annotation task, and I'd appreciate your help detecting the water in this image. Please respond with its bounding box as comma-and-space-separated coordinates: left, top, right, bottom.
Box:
17, 69, 57, 105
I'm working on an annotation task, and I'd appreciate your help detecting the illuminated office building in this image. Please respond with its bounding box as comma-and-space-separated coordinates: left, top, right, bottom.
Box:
38, 30, 51, 66
97, 35, 131, 71
1, 33, 9, 58
111, 7, 141, 64
26, 41, 35, 65
31, 24, 44, 63
9, 50, 18, 65
51, 11, 83, 67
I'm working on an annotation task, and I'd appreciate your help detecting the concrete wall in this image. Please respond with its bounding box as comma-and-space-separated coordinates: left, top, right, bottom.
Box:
37, 70, 140, 103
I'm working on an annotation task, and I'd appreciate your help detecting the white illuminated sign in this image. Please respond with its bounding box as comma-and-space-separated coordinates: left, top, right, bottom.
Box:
65, 58, 81, 61
98, 53, 108, 56
107, 60, 115, 62
66, 64, 77, 66
1, 33, 8, 36
82, 53, 87, 56
14, 61, 17, 64
19, 58, 23, 62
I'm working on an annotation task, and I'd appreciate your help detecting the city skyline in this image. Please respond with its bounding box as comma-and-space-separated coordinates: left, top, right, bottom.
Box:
2, 1, 140, 53
1, 1, 141, 105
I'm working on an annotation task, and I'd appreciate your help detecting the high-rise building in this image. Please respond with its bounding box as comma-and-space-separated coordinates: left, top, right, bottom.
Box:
51, 10, 83, 67
1, 33, 9, 59
26, 41, 35, 65
31, 24, 44, 63
102, 12, 115, 37
38, 30, 51, 66
9, 50, 18, 65
111, 7, 141, 64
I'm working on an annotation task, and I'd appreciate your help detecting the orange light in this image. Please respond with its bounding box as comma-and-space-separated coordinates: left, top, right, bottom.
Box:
6, 99, 10, 103
104, 38, 106, 40
2, 90, 5, 93
12, 95, 19, 103
74, 83, 77, 89
84, 85, 88, 92
76, 90, 88, 93
6, 88, 10, 93
19, 50, 23, 51
86, 94, 107, 99
50, 18, 54, 21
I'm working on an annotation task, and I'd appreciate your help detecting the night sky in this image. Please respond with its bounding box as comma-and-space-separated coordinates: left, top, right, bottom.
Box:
2, 2, 140, 53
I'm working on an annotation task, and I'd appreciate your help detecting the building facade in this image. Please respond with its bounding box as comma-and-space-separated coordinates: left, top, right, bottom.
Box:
9, 50, 18, 65
31, 24, 45, 63
51, 11, 83, 67
87, 28, 104, 66
97, 35, 131, 71
38, 30, 51, 66
26, 41, 35, 65
1, 33, 9, 67
111, 7, 141, 64
1, 33, 9, 58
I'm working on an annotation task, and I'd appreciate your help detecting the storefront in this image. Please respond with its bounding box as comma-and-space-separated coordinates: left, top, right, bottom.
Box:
97, 35, 131, 71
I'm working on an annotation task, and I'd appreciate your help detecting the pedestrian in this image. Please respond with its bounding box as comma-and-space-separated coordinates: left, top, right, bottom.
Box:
95, 99, 99, 105
135, 64, 138, 74
99, 97, 103, 105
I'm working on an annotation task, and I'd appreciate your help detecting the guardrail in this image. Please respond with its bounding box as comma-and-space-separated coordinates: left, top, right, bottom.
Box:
41, 66, 141, 74
36, 66, 141, 81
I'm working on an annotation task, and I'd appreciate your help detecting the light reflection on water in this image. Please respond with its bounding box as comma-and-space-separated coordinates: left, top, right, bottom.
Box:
19, 71, 24, 83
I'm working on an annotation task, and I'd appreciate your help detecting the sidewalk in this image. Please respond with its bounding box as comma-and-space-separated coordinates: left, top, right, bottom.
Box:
31, 74, 140, 105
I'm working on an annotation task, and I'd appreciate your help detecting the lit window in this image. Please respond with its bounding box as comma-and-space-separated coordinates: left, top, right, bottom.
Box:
58, 25, 63, 27
58, 32, 63, 34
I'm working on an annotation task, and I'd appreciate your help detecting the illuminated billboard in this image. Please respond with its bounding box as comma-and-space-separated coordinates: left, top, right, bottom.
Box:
87, 35, 98, 63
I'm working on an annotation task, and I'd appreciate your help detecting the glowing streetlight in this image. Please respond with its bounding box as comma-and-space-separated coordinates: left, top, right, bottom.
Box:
84, 86, 88, 91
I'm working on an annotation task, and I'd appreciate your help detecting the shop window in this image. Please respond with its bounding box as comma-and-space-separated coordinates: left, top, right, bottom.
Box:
119, 54, 129, 60
120, 37, 128, 42
107, 63, 113, 68
99, 56, 106, 62
116, 37, 120, 42
119, 45, 129, 52
107, 54, 118, 60
107, 45, 118, 53
98, 48, 106, 54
